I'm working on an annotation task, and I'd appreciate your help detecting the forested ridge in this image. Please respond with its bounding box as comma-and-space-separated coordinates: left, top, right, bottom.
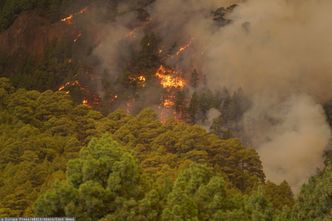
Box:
0, 0, 332, 220
0, 78, 331, 220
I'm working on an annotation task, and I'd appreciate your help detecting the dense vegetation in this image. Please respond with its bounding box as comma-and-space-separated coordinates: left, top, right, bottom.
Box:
0, 1, 331, 220
0, 78, 331, 220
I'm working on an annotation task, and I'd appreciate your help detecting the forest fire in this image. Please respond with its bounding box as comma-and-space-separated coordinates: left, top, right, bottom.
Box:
61, 7, 88, 24
155, 65, 186, 89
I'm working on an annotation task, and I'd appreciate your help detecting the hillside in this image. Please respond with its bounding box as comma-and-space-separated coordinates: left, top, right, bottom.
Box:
0, 0, 332, 220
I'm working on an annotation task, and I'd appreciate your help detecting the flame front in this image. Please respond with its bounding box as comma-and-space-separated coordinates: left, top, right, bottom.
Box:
155, 65, 186, 89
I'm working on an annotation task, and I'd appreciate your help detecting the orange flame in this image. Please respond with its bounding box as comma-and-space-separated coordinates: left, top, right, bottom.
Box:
155, 65, 186, 89
61, 7, 88, 25
58, 80, 81, 93
127, 30, 136, 38
129, 75, 146, 87
58, 80, 100, 107
176, 39, 192, 56
137, 75, 146, 82
163, 98, 175, 108
61, 15, 74, 24
82, 99, 89, 107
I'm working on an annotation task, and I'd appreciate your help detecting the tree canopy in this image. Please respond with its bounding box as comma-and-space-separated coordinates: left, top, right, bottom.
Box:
0, 78, 330, 220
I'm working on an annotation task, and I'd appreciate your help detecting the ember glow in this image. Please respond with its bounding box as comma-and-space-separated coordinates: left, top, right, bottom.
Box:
129, 75, 146, 87
138, 75, 146, 82
163, 98, 175, 108
58, 80, 81, 93
61, 15, 74, 24
155, 65, 186, 89
155, 65, 186, 122
82, 99, 89, 107
158, 96, 181, 123
176, 39, 192, 56
61, 7, 88, 25
110, 95, 118, 103
74, 33, 82, 42
58, 80, 100, 107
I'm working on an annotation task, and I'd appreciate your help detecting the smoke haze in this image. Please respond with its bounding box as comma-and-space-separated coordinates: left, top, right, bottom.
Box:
190, 0, 332, 190
93, 0, 332, 190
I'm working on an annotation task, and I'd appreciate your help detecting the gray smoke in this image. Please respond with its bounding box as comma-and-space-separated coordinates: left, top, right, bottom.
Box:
93, 0, 332, 190
150, 0, 332, 190
243, 95, 330, 190
197, 0, 332, 190
93, 13, 144, 79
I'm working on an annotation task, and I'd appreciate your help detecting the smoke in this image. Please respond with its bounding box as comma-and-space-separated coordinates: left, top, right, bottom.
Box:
93, 12, 144, 79
94, 24, 142, 78
186, 0, 332, 190
201, 108, 221, 130
148, 0, 332, 189
243, 95, 331, 190
149, 0, 241, 69
202, 0, 332, 99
